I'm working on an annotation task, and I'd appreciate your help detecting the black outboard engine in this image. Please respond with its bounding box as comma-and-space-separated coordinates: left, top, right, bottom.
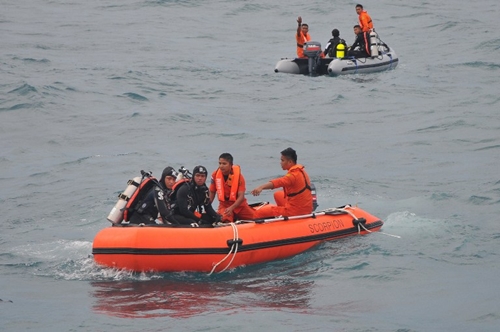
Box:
303, 41, 322, 76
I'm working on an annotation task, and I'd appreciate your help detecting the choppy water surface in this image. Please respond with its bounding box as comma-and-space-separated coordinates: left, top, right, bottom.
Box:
1, 0, 499, 331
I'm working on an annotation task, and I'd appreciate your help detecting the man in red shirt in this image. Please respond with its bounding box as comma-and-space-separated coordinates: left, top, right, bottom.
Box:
251, 148, 313, 219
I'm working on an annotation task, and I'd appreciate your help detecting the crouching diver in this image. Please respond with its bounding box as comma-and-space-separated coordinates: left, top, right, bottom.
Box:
168, 165, 222, 227
129, 166, 176, 225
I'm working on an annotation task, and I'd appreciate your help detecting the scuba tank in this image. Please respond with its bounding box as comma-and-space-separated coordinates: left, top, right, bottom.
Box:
107, 177, 141, 224
335, 43, 345, 59
369, 30, 379, 56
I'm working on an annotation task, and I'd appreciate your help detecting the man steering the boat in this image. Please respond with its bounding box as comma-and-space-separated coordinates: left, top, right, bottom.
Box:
251, 148, 313, 219
168, 165, 222, 227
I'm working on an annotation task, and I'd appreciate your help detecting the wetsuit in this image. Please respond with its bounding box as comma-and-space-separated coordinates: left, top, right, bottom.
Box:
324, 37, 346, 58
169, 181, 220, 225
348, 32, 370, 58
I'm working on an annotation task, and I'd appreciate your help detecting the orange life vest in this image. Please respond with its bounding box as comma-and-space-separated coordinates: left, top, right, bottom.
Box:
215, 165, 241, 202
296, 32, 311, 58
359, 11, 373, 32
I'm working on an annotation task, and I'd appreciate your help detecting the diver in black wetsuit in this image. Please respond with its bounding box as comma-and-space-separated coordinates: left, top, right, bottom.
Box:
168, 165, 221, 227
129, 166, 176, 225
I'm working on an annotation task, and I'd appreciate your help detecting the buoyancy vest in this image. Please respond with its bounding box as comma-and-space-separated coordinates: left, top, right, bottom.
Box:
286, 167, 312, 198
359, 11, 373, 32
123, 177, 157, 221
215, 165, 241, 202
296, 32, 311, 57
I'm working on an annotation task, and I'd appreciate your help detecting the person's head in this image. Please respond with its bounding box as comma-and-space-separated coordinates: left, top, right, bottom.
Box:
218, 153, 233, 176
160, 166, 176, 190
356, 4, 364, 15
353, 25, 362, 35
301, 23, 309, 34
331, 29, 340, 38
280, 147, 297, 170
192, 165, 208, 186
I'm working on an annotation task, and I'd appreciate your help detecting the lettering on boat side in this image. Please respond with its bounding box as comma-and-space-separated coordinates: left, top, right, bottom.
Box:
308, 219, 344, 233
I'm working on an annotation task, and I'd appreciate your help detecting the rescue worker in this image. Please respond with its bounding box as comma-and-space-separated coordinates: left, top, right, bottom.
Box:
347, 25, 370, 58
169, 165, 221, 226
356, 4, 373, 32
323, 29, 346, 58
296, 16, 311, 58
209, 153, 254, 223
129, 166, 176, 225
251, 148, 313, 219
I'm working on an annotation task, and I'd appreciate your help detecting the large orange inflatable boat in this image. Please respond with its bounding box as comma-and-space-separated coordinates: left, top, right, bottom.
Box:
92, 205, 383, 273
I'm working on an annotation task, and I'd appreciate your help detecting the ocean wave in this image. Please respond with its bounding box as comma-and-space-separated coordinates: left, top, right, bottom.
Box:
8, 83, 37, 95
121, 92, 148, 101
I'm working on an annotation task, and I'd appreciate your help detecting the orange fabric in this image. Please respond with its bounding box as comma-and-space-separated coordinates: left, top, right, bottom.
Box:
358, 11, 373, 32
209, 165, 253, 222
274, 190, 286, 206
213, 165, 240, 202
296, 32, 311, 58
254, 164, 312, 218
217, 200, 254, 222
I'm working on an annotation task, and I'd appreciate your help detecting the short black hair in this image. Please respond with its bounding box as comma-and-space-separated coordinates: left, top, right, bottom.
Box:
219, 153, 233, 164
301, 23, 309, 28
356, 4, 363, 9
281, 147, 297, 163
354, 24, 361, 29
331, 29, 339, 37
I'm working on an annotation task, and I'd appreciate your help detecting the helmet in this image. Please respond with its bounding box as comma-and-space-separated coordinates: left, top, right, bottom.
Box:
192, 165, 208, 177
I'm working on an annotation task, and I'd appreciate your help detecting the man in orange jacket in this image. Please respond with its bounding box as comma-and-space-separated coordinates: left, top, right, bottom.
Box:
296, 16, 311, 58
209, 153, 255, 222
251, 148, 313, 219
356, 4, 373, 32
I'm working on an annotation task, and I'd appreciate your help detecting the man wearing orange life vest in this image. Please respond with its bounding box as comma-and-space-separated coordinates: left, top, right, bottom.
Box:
209, 153, 255, 223
296, 16, 311, 58
251, 148, 313, 219
356, 4, 373, 32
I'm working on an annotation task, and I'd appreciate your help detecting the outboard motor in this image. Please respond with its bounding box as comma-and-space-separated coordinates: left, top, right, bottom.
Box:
369, 30, 379, 56
303, 41, 322, 76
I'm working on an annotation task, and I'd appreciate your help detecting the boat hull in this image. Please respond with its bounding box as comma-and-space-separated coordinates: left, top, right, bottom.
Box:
92, 206, 383, 273
328, 49, 398, 76
275, 48, 398, 76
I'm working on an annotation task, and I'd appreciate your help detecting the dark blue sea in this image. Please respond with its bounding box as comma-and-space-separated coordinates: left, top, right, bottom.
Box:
1, 0, 499, 331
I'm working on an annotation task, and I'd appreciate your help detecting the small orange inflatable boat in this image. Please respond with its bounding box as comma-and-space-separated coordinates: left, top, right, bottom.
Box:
92, 205, 383, 273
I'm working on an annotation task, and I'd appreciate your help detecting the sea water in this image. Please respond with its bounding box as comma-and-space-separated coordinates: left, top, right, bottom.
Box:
1, 0, 499, 331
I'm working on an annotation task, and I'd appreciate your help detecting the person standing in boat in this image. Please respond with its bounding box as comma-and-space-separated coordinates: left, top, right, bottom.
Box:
209, 153, 254, 223
296, 16, 311, 58
168, 165, 221, 226
251, 148, 313, 219
129, 166, 176, 225
347, 25, 370, 58
323, 29, 347, 58
356, 4, 373, 32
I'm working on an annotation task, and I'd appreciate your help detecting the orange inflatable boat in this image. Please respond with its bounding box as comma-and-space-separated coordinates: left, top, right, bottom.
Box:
92, 205, 383, 273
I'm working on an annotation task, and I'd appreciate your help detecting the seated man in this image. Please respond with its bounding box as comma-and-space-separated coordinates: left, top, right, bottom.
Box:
169, 165, 221, 226
209, 153, 254, 223
323, 29, 346, 58
251, 148, 313, 219
347, 25, 370, 58
129, 166, 176, 225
